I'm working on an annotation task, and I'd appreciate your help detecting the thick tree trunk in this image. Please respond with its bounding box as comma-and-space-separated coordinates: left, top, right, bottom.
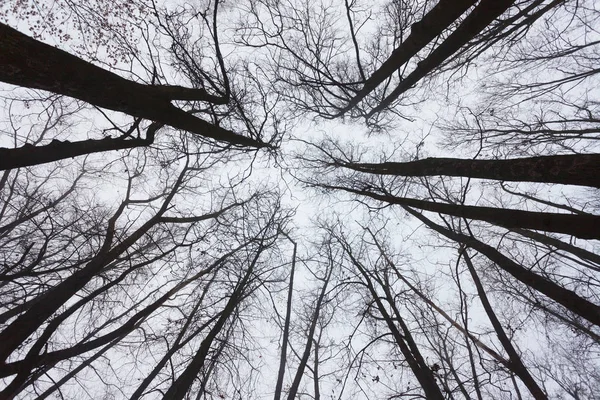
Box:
405, 207, 600, 327
327, 185, 600, 239
0, 23, 266, 148
339, 0, 477, 114
370, 0, 515, 115
340, 153, 600, 188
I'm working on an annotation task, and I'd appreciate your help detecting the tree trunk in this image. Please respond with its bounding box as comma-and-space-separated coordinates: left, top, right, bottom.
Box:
370, 0, 516, 115
328, 186, 600, 240
405, 206, 600, 327
340, 153, 600, 188
462, 250, 547, 400
0, 123, 161, 170
339, 0, 477, 114
0, 23, 266, 148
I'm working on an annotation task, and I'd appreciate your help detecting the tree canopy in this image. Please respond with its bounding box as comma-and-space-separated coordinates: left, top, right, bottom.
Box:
1, 0, 599, 399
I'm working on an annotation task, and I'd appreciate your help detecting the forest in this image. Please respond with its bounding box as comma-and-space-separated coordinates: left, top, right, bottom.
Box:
0, 0, 599, 398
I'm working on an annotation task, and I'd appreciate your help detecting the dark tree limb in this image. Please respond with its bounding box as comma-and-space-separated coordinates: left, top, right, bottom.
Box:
369, 0, 515, 116
335, 153, 600, 188
404, 206, 600, 328
462, 249, 548, 400
0, 123, 162, 170
0, 23, 269, 149
338, 0, 477, 114
273, 233, 297, 400
512, 228, 600, 267
320, 184, 600, 239
285, 265, 332, 400
337, 235, 444, 400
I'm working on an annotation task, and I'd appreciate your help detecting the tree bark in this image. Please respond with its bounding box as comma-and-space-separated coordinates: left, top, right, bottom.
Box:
405, 207, 600, 327
325, 185, 600, 240
338, 153, 600, 188
0, 23, 267, 149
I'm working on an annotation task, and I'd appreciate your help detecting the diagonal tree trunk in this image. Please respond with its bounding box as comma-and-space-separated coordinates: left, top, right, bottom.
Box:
338, 0, 477, 114
285, 265, 332, 400
404, 206, 600, 328
462, 249, 547, 400
0, 23, 267, 149
370, 0, 516, 115
322, 184, 600, 239
339, 237, 445, 400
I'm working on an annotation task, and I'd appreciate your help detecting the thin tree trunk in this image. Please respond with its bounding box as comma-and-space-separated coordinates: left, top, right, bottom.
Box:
313, 338, 321, 400
286, 267, 332, 400
513, 228, 600, 267
162, 244, 266, 400
35, 338, 120, 400
366, 228, 509, 366
274, 235, 297, 400
0, 176, 229, 363
341, 240, 444, 400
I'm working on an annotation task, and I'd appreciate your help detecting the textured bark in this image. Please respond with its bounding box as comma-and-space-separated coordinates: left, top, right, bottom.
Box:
0, 23, 267, 149
405, 207, 600, 327
0, 123, 160, 170
339, 153, 600, 188
339, 0, 477, 114
370, 0, 515, 115
323, 185, 600, 239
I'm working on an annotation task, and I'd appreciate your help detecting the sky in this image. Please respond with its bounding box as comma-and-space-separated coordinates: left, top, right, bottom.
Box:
1, 0, 599, 399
